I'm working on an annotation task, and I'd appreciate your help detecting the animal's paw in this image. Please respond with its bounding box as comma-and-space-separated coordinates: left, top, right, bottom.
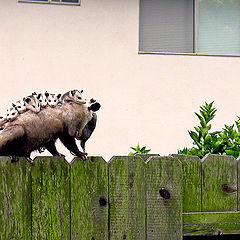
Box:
81, 153, 88, 160
10, 155, 19, 163
70, 151, 87, 160
26, 157, 34, 164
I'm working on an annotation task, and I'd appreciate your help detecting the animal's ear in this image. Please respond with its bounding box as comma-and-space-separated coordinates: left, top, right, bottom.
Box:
37, 94, 41, 99
25, 97, 32, 104
45, 91, 49, 97
71, 90, 76, 96
32, 92, 37, 95
80, 90, 83, 94
12, 103, 16, 107
57, 94, 61, 99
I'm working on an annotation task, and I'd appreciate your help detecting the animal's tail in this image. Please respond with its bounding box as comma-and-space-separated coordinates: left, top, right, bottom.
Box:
79, 113, 97, 152
0, 125, 25, 154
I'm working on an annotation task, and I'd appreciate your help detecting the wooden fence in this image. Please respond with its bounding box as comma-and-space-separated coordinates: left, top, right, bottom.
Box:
0, 154, 240, 239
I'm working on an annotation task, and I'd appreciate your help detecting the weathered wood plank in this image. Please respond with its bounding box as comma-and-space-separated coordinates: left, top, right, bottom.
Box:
0, 157, 31, 240
202, 154, 237, 212
171, 154, 201, 212
146, 156, 182, 240
135, 154, 160, 163
237, 157, 240, 211
31, 157, 70, 239
183, 212, 240, 236
184, 212, 240, 224
184, 223, 240, 236
71, 156, 108, 240
109, 156, 146, 240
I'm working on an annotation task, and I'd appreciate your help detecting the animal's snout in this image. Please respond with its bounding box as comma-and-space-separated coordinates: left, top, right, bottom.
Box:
88, 102, 101, 112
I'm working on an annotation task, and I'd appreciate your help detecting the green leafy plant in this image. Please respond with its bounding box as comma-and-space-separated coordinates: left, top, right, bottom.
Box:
128, 143, 151, 156
178, 102, 240, 158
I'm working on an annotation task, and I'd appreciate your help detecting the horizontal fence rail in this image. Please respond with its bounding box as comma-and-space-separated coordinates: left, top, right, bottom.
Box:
1, 154, 240, 239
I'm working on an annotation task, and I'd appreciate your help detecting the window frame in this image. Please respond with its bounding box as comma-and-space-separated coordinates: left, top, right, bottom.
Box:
139, 0, 240, 57
18, 0, 80, 6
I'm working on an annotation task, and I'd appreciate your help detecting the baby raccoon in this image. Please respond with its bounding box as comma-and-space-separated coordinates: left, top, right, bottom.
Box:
46, 92, 62, 108
6, 107, 19, 121
36, 92, 48, 108
12, 100, 27, 114
23, 93, 41, 113
61, 90, 86, 104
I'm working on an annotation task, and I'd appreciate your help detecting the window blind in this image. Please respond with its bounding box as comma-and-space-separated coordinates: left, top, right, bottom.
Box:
198, 0, 240, 55
139, 0, 194, 53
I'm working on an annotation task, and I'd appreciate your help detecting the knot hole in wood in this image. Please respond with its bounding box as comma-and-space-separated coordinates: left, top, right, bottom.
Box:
99, 196, 107, 206
159, 188, 171, 199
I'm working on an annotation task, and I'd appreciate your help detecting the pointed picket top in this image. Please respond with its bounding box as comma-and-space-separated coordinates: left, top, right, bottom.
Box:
109, 155, 146, 240
146, 156, 182, 240
0, 157, 31, 239
201, 154, 237, 212
171, 154, 201, 212
71, 156, 108, 240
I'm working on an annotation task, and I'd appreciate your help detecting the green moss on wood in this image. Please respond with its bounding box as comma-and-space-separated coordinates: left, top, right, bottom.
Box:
146, 156, 182, 240
109, 156, 146, 240
71, 156, 108, 240
202, 154, 237, 211
183, 212, 240, 236
31, 157, 70, 239
171, 154, 201, 212
0, 157, 31, 239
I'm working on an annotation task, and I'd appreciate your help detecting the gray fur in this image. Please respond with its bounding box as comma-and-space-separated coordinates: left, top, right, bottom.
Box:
61, 89, 85, 104
0, 101, 98, 159
23, 94, 41, 113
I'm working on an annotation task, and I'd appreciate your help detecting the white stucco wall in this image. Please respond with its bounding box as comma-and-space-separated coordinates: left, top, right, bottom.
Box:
1, 0, 240, 161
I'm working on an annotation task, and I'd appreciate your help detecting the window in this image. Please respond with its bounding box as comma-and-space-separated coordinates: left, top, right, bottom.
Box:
19, 0, 80, 5
139, 0, 240, 56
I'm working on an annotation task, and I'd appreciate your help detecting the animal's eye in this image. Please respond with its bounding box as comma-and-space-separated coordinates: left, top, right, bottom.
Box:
54, 100, 56, 102
78, 97, 82, 100
40, 100, 42, 102
33, 106, 35, 108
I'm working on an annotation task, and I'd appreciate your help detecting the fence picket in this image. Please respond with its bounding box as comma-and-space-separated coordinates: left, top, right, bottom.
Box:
3, 153, 240, 238
71, 156, 108, 240
146, 156, 182, 240
238, 157, 240, 211
109, 156, 146, 240
0, 157, 31, 239
31, 157, 70, 239
171, 154, 201, 212
202, 154, 237, 211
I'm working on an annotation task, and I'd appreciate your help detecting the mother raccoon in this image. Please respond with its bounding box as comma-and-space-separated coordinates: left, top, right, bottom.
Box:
0, 100, 100, 163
